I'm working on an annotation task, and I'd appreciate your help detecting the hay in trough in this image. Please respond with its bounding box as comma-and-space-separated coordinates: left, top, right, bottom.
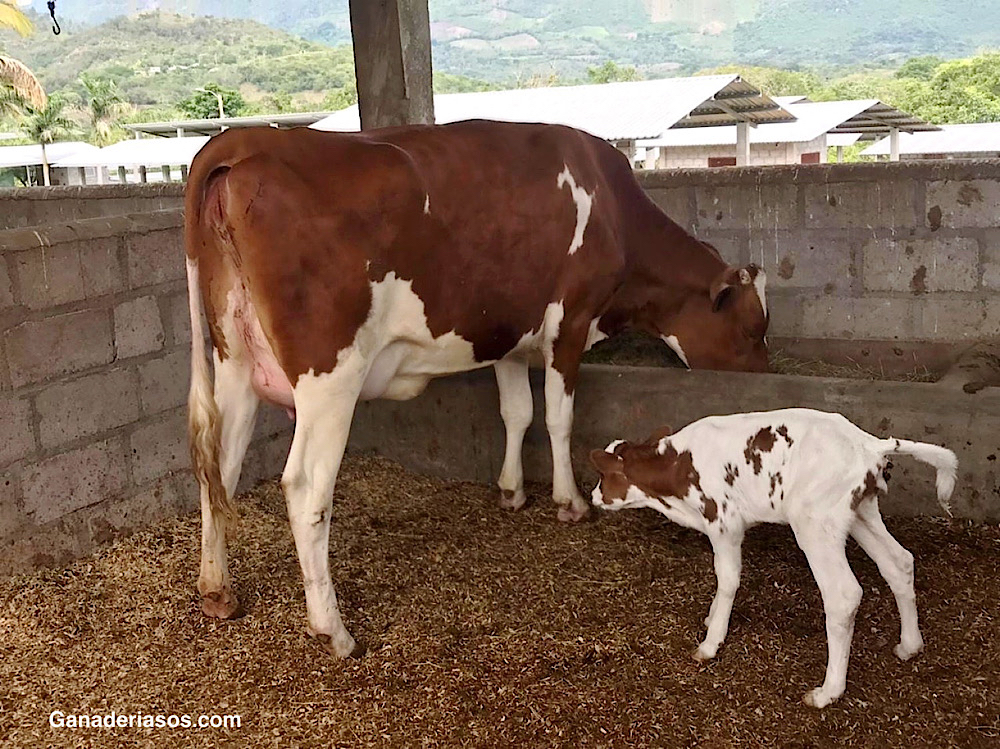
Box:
1, 455, 997, 747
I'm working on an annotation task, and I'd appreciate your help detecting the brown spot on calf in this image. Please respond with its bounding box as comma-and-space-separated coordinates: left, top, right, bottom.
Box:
744, 427, 777, 475
851, 471, 886, 511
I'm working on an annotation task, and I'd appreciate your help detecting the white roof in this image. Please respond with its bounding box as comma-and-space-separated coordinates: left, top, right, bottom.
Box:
311, 75, 793, 142
54, 136, 211, 168
827, 132, 863, 147
861, 123, 1000, 156
642, 99, 883, 147
0, 141, 98, 168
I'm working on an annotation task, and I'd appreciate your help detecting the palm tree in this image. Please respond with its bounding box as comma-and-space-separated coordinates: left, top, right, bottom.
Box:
0, 2, 46, 109
20, 96, 74, 186
80, 74, 131, 146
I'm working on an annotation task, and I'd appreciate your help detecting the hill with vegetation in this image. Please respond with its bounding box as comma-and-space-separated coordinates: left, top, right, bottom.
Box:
24, 0, 1000, 78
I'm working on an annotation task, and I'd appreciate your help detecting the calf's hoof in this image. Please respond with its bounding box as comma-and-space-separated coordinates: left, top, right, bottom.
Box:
498, 488, 527, 511
692, 644, 717, 662
312, 630, 366, 659
894, 639, 923, 661
201, 588, 241, 619
802, 687, 841, 709
557, 504, 590, 523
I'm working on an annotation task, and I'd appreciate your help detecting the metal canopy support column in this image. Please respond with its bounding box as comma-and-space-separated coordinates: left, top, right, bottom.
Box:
736, 120, 751, 166
889, 127, 900, 162
348, 0, 434, 130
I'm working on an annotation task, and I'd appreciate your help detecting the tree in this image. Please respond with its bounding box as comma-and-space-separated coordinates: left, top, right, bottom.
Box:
587, 61, 641, 84
0, 2, 45, 110
179, 83, 246, 119
699, 65, 822, 98
20, 95, 75, 186
80, 74, 131, 145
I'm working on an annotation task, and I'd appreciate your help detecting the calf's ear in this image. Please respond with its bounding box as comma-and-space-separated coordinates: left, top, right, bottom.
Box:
590, 449, 623, 475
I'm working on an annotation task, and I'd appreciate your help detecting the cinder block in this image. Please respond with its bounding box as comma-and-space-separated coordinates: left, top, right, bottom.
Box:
168, 291, 193, 345
979, 232, 1000, 290
919, 298, 990, 340
0, 395, 35, 466
800, 297, 916, 340
0, 471, 25, 540
762, 291, 804, 338
696, 182, 799, 231
79, 236, 124, 298
926, 179, 1000, 229
804, 181, 915, 229
35, 368, 140, 449
253, 402, 293, 441
114, 295, 165, 359
130, 409, 188, 485
86, 477, 187, 546
749, 231, 854, 292
22, 439, 129, 524
863, 237, 978, 293
14, 243, 84, 309
646, 187, 693, 231
0, 259, 13, 308
139, 349, 189, 415
4, 309, 114, 387
128, 229, 185, 288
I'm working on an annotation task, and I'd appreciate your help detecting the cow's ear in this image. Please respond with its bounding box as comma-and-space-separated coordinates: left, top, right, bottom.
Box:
590, 449, 623, 475
710, 266, 752, 312
644, 425, 673, 445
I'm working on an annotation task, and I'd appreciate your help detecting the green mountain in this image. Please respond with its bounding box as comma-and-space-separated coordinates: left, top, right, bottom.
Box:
25, 0, 1000, 78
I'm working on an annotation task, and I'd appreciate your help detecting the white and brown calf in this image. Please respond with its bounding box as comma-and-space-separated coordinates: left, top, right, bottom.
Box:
589, 408, 957, 708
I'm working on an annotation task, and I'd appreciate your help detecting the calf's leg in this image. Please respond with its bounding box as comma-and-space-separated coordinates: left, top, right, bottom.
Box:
694, 528, 744, 661
793, 521, 863, 708
851, 505, 923, 659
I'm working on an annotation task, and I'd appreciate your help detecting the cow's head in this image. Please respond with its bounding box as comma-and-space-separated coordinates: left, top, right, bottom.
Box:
657, 264, 769, 373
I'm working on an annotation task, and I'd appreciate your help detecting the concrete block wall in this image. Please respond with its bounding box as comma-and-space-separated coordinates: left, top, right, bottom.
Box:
655, 135, 827, 169
0, 210, 291, 574
638, 160, 1000, 344
0, 184, 184, 231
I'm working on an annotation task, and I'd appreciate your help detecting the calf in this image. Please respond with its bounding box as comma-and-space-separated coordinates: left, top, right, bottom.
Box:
589, 408, 957, 708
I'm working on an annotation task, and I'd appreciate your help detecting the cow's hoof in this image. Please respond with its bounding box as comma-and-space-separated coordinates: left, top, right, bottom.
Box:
201, 588, 240, 619
557, 504, 589, 523
312, 631, 365, 659
802, 687, 839, 709
498, 488, 527, 510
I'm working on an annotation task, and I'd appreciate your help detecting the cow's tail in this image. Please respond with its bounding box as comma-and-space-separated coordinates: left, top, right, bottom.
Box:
884, 438, 958, 516
185, 238, 236, 530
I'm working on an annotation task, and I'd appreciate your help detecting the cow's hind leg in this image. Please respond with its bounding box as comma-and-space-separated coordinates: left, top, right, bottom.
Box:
543, 310, 590, 523
495, 357, 532, 510
282, 357, 365, 658
198, 352, 259, 619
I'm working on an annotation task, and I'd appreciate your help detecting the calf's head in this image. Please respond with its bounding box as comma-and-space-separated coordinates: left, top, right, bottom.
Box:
656, 264, 770, 373
589, 427, 700, 510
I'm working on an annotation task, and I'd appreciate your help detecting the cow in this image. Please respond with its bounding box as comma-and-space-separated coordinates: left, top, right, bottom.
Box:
184, 120, 769, 658
589, 408, 957, 707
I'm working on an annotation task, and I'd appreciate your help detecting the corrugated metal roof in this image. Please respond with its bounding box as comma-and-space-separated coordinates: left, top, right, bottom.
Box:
0, 141, 98, 168
861, 122, 1000, 156
54, 136, 211, 168
310, 75, 793, 142
641, 99, 937, 148
828, 100, 939, 139
126, 112, 333, 137
827, 132, 863, 147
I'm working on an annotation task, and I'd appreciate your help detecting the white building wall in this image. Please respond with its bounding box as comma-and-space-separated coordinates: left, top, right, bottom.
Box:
655, 134, 828, 168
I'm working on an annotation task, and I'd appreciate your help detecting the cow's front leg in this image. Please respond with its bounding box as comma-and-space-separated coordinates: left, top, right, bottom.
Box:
543, 320, 589, 523
282, 359, 365, 658
494, 357, 533, 510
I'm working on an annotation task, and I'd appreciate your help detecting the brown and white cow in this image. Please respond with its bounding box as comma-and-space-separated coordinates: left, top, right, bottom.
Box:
184, 120, 769, 657
590, 408, 957, 707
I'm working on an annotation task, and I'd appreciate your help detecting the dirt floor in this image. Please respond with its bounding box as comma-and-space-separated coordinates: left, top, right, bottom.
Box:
2, 455, 998, 748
